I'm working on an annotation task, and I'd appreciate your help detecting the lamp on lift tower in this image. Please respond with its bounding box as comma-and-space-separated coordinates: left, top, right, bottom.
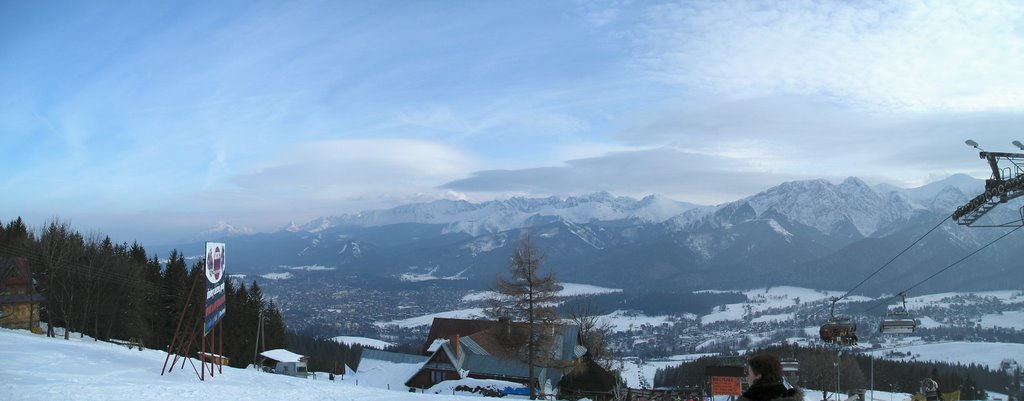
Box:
1013, 140, 1024, 150
965, 139, 981, 149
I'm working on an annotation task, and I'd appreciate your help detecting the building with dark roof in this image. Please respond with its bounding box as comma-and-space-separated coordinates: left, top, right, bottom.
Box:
0, 257, 43, 333
401, 317, 614, 399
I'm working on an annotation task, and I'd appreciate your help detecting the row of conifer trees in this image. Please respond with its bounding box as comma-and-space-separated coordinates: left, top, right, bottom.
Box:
0, 217, 288, 368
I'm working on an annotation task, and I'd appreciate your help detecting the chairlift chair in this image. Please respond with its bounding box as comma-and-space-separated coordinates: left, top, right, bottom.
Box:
819, 297, 858, 345
880, 294, 917, 334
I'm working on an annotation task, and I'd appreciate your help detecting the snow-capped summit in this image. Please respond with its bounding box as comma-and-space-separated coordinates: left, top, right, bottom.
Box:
283, 221, 302, 232
194, 221, 255, 240
892, 174, 984, 207
672, 177, 918, 237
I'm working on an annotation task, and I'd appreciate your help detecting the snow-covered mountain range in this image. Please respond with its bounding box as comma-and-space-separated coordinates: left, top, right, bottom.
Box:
172, 174, 1021, 293
297, 192, 700, 237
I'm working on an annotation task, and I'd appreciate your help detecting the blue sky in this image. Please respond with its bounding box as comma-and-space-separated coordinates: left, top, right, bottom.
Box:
3, 0, 1024, 245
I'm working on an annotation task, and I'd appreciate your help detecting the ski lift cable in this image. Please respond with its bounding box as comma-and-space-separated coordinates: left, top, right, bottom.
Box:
836, 215, 952, 303
807, 214, 950, 320
857, 224, 1023, 314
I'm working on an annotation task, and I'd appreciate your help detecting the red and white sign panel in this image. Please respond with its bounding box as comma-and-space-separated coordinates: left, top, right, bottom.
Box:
204, 242, 226, 336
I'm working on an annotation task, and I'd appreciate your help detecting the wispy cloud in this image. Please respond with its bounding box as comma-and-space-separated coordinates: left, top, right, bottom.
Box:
441, 146, 808, 204
5, 1, 1024, 244
630, 1, 1024, 112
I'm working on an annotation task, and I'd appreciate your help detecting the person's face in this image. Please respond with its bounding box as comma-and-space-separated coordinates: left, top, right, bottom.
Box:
746, 364, 761, 384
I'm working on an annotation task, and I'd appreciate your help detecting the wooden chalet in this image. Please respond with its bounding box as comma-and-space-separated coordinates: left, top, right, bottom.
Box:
0, 257, 43, 334
403, 317, 615, 399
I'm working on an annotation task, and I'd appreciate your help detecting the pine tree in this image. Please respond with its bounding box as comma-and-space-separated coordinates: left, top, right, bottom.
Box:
263, 301, 287, 350
0, 217, 31, 257
160, 250, 189, 349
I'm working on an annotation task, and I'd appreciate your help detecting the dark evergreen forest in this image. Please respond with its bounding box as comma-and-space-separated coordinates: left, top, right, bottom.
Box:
0, 217, 332, 370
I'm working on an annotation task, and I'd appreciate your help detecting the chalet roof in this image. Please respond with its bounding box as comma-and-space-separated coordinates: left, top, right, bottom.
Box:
361, 349, 428, 365
462, 353, 531, 379
260, 349, 305, 363
420, 317, 495, 354
459, 336, 489, 356
0, 294, 45, 305
0, 257, 31, 286
438, 324, 582, 382
463, 322, 584, 362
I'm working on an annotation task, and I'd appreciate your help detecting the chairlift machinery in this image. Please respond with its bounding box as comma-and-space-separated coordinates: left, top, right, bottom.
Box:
819, 297, 858, 345
953, 140, 1024, 227
879, 293, 917, 334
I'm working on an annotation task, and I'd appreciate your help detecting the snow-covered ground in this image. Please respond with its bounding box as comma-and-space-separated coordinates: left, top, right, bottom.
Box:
601, 310, 680, 332
618, 353, 718, 388
905, 291, 1024, 309
0, 328, 491, 401
382, 286, 1024, 334
866, 341, 1024, 370
0, 328, 552, 400
331, 336, 393, 349
1, 327, 1017, 401
461, 282, 621, 302
377, 308, 488, 328
260, 272, 294, 280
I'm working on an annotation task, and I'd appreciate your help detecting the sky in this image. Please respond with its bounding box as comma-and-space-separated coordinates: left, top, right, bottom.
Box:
4, 0, 1024, 245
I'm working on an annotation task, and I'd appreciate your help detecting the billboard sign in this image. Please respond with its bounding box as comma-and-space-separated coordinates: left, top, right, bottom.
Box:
204, 242, 226, 335
709, 376, 742, 396
706, 365, 744, 396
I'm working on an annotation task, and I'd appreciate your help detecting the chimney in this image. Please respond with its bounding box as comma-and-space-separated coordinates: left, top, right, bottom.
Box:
450, 334, 460, 358
499, 316, 511, 337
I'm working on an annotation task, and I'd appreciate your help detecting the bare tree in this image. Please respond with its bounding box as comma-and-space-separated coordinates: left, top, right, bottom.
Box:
487, 233, 559, 400
566, 298, 616, 371
37, 220, 83, 339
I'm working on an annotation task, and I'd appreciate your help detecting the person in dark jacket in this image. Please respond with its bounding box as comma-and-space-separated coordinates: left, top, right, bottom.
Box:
738, 354, 804, 401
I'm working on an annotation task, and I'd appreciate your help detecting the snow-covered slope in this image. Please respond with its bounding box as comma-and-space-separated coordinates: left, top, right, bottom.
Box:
0, 328, 476, 401
0, 328, 558, 401
735, 177, 915, 236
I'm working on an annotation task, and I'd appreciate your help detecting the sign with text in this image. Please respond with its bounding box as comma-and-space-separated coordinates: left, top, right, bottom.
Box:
204, 242, 226, 336
709, 376, 742, 396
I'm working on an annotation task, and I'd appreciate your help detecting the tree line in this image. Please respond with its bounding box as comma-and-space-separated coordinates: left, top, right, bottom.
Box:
0, 217, 289, 368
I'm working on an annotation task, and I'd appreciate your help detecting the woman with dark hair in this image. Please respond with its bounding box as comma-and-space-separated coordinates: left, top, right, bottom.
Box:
739, 354, 803, 401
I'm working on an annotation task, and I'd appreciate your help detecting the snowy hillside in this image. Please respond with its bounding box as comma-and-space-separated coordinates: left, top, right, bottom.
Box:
0, 328, 482, 401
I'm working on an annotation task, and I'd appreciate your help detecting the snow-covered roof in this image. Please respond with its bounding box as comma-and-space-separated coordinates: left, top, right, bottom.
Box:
260, 349, 305, 363
426, 338, 447, 353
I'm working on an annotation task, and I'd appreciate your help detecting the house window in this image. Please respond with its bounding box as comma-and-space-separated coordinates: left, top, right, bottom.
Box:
431, 370, 445, 383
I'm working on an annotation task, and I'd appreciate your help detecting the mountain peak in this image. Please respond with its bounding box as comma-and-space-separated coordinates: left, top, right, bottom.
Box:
839, 176, 869, 188
195, 220, 255, 240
